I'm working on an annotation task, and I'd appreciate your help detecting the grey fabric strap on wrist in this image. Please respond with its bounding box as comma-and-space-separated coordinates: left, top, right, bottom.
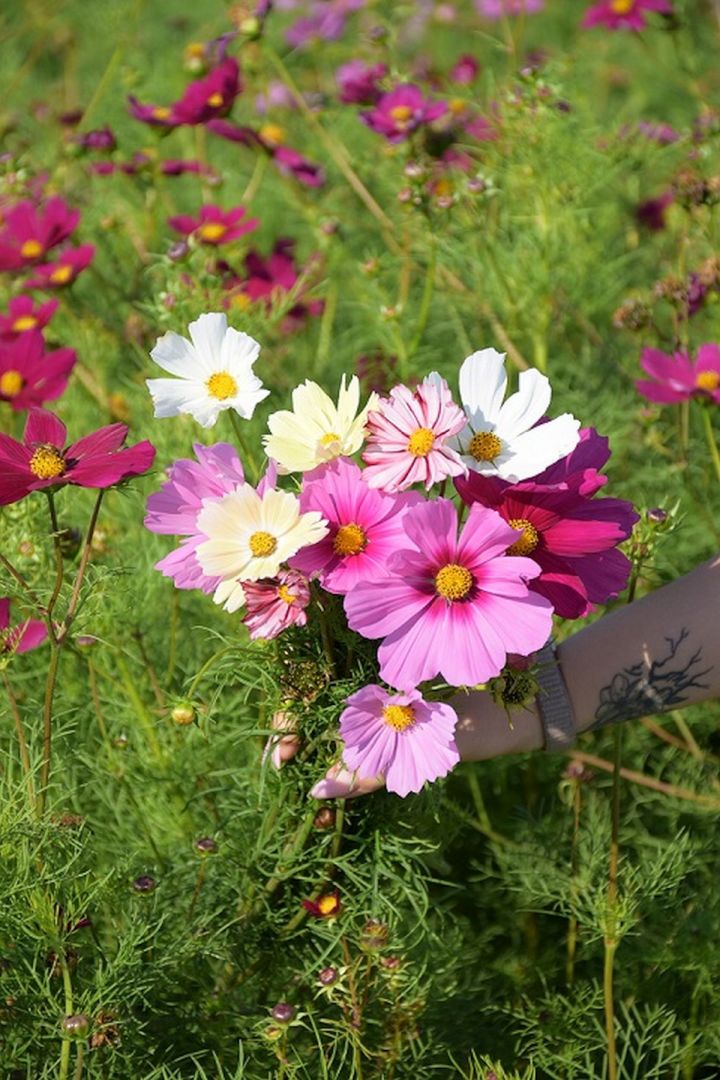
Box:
535, 640, 577, 752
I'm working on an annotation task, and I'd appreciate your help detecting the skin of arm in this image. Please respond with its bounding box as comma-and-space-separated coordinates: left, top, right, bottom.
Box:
304, 556, 720, 798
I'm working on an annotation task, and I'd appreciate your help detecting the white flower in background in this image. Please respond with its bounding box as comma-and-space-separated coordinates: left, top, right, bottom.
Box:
146, 313, 270, 429
196, 485, 328, 613
263, 375, 379, 474
451, 348, 580, 481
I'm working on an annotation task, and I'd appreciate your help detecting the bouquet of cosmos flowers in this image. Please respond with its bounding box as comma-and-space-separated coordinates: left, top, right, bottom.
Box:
145, 312, 638, 796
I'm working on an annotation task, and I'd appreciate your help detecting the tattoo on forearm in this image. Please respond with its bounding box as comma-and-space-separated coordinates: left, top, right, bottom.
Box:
589, 628, 713, 731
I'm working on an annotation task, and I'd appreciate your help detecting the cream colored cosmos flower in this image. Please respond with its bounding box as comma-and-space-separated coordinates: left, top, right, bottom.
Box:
263, 375, 379, 474
195, 486, 328, 613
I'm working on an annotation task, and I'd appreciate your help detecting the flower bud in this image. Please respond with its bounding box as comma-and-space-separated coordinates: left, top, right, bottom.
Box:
360, 919, 389, 950
171, 703, 196, 726
271, 1002, 295, 1023
313, 807, 336, 830
318, 966, 339, 986
194, 836, 218, 856
61, 1014, 89, 1038
167, 239, 189, 262
647, 507, 668, 523
132, 874, 156, 894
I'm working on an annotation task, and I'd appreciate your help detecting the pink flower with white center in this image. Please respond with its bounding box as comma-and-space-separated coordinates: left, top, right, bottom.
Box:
362, 374, 467, 493
636, 344, 720, 405
344, 498, 553, 691
0, 296, 59, 339
24, 245, 95, 290
168, 204, 259, 246
242, 570, 311, 640
361, 84, 447, 144
291, 457, 421, 594
338, 685, 460, 797
582, 0, 672, 31
1, 597, 48, 655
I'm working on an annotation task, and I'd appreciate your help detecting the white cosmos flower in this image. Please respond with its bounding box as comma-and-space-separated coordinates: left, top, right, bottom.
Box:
196, 485, 328, 613
263, 375, 379, 474
146, 312, 270, 429
451, 348, 580, 482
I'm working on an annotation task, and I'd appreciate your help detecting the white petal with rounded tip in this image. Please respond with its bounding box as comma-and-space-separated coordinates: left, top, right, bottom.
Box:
495, 369, 552, 441
213, 577, 246, 613
494, 413, 581, 481
146, 378, 207, 418
188, 313, 228, 372
458, 348, 507, 426
222, 326, 261, 372
150, 331, 200, 377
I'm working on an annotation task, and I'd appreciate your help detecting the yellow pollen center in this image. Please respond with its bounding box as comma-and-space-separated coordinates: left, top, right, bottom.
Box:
29, 444, 66, 480
206, 371, 238, 400
611, 0, 634, 11
389, 105, 414, 124
20, 239, 43, 259
50, 264, 73, 285
207, 92, 224, 107
449, 97, 467, 116
152, 106, 172, 120
333, 522, 367, 557
382, 704, 416, 732
249, 531, 277, 558
320, 432, 341, 446
435, 563, 473, 601
317, 894, 339, 915
186, 42, 205, 58
468, 431, 502, 462
259, 123, 286, 147
695, 370, 720, 393
407, 427, 435, 457
12, 315, 38, 331
0, 369, 24, 397
231, 292, 252, 311
198, 222, 227, 242
507, 518, 540, 556
277, 584, 296, 605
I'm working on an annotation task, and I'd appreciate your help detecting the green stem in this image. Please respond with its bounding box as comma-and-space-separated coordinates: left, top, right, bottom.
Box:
37, 645, 61, 819
3, 672, 35, 811
57, 492, 104, 644
46, 492, 65, 629
407, 236, 436, 359
227, 409, 260, 481
604, 725, 623, 1080
58, 953, 74, 1080
701, 406, 720, 484
115, 654, 163, 759
0, 550, 47, 618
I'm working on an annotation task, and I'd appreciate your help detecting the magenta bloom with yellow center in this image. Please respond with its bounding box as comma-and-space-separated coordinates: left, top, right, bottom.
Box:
168, 204, 259, 246
344, 498, 553, 691
582, 0, 672, 30
338, 684, 460, 797
636, 344, 720, 405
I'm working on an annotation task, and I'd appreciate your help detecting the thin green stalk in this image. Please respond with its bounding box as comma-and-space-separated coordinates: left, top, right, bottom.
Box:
115, 653, 163, 759
3, 672, 35, 811
604, 725, 624, 1080
166, 590, 179, 683
701, 406, 720, 484
37, 644, 61, 820
227, 409, 260, 480
46, 492, 65, 626
0, 550, 47, 618
566, 781, 582, 986
58, 953, 74, 1080
407, 237, 437, 358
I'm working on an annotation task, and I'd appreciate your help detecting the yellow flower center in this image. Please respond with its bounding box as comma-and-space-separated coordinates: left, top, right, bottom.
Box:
382, 703, 416, 731
407, 427, 435, 457
389, 105, 414, 124
152, 106, 172, 120
249, 531, 277, 558
449, 97, 467, 116
12, 315, 37, 332
333, 522, 367, 557
695, 370, 720, 393
20, 239, 43, 259
507, 518, 540, 556
50, 264, 73, 285
320, 431, 342, 447
435, 563, 473, 601
207, 92, 224, 108
277, 584, 296, 605
186, 42, 205, 59
0, 369, 24, 397
198, 222, 227, 242
317, 894, 339, 916
468, 431, 502, 462
231, 292, 252, 312
206, 371, 238, 400
259, 122, 286, 147
611, 0, 634, 11
29, 444, 66, 480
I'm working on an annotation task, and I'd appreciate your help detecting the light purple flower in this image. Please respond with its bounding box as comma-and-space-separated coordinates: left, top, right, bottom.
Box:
476, 0, 544, 18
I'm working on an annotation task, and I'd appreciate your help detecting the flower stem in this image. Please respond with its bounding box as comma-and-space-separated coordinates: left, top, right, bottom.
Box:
407, 235, 436, 360
3, 672, 35, 811
701, 405, 720, 484
58, 949, 74, 1080
603, 725, 623, 1080
227, 409, 260, 482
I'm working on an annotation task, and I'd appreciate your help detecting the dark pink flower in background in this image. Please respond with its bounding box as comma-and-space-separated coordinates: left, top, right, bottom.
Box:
0, 598, 48, 655
242, 570, 311, 640
336, 60, 388, 104
0, 197, 80, 271
361, 85, 447, 143
636, 120, 680, 144
0, 296, 59, 339
172, 58, 242, 125
582, 0, 672, 31
636, 344, 720, 405
476, 0, 544, 17
636, 191, 673, 231
127, 96, 179, 128
168, 204, 259, 246
272, 145, 326, 187
0, 331, 76, 411
206, 118, 262, 146
450, 55, 480, 86
286, 0, 364, 48
75, 126, 117, 152
0, 409, 156, 507
24, 244, 95, 290
229, 239, 324, 331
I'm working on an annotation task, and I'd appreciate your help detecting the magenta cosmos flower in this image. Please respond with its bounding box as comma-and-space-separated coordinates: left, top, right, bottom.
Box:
636, 344, 720, 405
291, 457, 420, 594
344, 498, 553, 691
144, 443, 246, 593
24, 245, 95, 290
361, 85, 447, 144
228, 239, 323, 331
243, 570, 311, 640
0, 598, 48, 655
582, 0, 672, 31
362, 375, 467, 493
336, 60, 388, 104
168, 204, 259, 246
129, 57, 241, 128
0, 197, 80, 272
476, 0, 544, 16
0, 330, 76, 411
338, 685, 460, 797
0, 409, 155, 507
0, 296, 58, 339
272, 145, 326, 188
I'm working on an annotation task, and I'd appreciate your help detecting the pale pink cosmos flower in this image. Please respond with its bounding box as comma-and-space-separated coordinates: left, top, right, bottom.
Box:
243, 570, 311, 640
362, 374, 467, 493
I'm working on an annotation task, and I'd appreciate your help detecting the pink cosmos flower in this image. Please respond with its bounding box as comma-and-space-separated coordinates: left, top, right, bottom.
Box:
168, 204, 259, 246
291, 457, 420, 594
272, 145, 326, 188
476, 0, 544, 17
0, 197, 80, 272
128, 58, 241, 128
450, 55, 480, 86
636, 344, 720, 405
0, 409, 156, 507
337, 685, 460, 797
336, 60, 388, 104
582, 0, 672, 31
344, 498, 553, 691
24, 245, 95, 290
144, 443, 246, 593
0, 330, 76, 411
0, 598, 48, 655
242, 570, 311, 640
361, 85, 447, 144
0, 296, 59, 339
362, 375, 467, 493
285, 0, 364, 47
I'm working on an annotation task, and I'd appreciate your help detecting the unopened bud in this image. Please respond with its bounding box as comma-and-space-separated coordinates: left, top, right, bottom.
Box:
132, 874, 156, 894
194, 836, 218, 856
361, 918, 389, 950
172, 704, 196, 726
61, 1014, 89, 1038
647, 507, 668, 523
313, 807, 336, 830
318, 966, 339, 986
271, 1002, 295, 1023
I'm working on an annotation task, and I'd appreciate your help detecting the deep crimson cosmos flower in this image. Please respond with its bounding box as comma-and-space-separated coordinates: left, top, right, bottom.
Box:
168, 203, 259, 246
0, 296, 59, 339
24, 245, 95, 290
0, 198, 80, 272
361, 85, 447, 143
0, 409, 156, 507
0, 330, 76, 411
128, 58, 241, 128
0, 597, 48, 655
